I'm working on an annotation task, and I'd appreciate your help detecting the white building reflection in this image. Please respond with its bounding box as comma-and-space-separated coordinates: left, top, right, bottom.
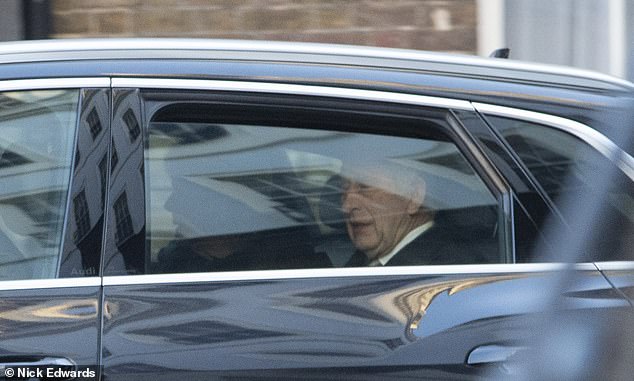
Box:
0, 90, 77, 280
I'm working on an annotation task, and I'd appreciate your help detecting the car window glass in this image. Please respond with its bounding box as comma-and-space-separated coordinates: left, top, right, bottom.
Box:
144, 106, 504, 273
486, 116, 634, 261
0, 89, 79, 280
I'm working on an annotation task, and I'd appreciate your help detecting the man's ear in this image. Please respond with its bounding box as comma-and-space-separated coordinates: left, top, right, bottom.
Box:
406, 179, 425, 215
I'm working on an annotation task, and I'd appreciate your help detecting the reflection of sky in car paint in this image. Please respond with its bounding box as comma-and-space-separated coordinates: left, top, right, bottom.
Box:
413, 274, 628, 338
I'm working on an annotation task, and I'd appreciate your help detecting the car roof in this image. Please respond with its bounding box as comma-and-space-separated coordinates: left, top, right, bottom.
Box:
0, 38, 632, 92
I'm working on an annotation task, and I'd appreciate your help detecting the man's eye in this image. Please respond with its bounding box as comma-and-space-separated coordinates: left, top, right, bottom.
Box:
358, 183, 374, 194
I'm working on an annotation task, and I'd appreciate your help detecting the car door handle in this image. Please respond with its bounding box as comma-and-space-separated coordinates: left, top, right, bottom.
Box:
467, 344, 527, 365
0, 356, 75, 372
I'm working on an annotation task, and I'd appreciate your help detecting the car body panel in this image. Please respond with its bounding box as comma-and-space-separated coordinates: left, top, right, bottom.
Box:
101, 268, 625, 380
0, 283, 101, 374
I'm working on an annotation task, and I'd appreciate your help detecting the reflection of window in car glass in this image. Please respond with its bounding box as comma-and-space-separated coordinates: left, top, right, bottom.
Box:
114, 192, 134, 246
146, 116, 503, 274
503, 133, 582, 196
73, 189, 91, 243
0, 90, 79, 281
123, 109, 140, 142
487, 116, 630, 202
99, 154, 108, 205
217, 170, 341, 224
87, 107, 102, 140
487, 116, 634, 260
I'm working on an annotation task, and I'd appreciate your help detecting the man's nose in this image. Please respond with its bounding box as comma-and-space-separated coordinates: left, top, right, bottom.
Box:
341, 186, 359, 214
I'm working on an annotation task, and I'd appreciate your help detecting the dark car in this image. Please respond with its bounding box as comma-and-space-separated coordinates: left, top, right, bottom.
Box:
0, 39, 633, 380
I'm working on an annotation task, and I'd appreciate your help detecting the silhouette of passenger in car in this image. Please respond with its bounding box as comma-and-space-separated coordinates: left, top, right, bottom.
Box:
152, 172, 331, 273
154, 226, 330, 273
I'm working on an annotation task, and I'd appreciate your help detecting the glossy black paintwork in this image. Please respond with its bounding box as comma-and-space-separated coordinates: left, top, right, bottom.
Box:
101, 271, 626, 380
59, 89, 110, 278
103, 89, 145, 276
0, 287, 101, 369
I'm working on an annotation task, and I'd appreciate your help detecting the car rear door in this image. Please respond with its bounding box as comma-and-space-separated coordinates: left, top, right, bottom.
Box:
0, 79, 109, 380
99, 79, 626, 380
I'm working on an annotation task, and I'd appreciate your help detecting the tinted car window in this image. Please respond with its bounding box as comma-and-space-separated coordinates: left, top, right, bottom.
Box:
487, 116, 634, 260
144, 105, 504, 273
0, 89, 79, 280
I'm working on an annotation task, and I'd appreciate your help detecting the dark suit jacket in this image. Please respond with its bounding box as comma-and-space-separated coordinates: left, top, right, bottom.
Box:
154, 226, 332, 273
345, 212, 499, 267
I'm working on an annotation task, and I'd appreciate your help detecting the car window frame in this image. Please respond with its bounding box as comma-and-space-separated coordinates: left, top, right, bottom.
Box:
0, 77, 109, 287
474, 103, 634, 188
103, 78, 516, 277
474, 103, 634, 250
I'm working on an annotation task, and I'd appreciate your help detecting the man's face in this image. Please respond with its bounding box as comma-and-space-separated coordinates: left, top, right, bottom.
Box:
341, 171, 419, 260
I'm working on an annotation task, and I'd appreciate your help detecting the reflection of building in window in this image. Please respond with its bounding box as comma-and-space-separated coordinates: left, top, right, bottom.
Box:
114, 191, 134, 245
111, 139, 119, 171
73, 190, 91, 243
123, 109, 140, 142
1, 191, 65, 246
420, 153, 474, 175
216, 170, 340, 223
504, 135, 577, 194
150, 122, 227, 146
87, 107, 102, 140
0, 149, 30, 168
99, 153, 108, 206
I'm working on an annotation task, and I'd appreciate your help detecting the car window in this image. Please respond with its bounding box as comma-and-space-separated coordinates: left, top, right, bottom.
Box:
486, 116, 634, 261
0, 89, 79, 280
139, 101, 505, 274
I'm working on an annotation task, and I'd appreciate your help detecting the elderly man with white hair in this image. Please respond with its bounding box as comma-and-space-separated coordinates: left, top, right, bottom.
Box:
340, 159, 492, 267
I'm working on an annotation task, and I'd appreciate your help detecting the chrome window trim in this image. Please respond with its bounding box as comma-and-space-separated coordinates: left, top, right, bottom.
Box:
112, 78, 474, 110
102, 263, 598, 286
473, 102, 634, 182
505, 189, 516, 263
594, 261, 634, 271
0, 78, 110, 91
0, 277, 101, 291
2, 39, 632, 90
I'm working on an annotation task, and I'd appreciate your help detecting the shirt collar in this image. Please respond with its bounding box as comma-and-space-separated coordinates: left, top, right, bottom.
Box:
369, 220, 434, 266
